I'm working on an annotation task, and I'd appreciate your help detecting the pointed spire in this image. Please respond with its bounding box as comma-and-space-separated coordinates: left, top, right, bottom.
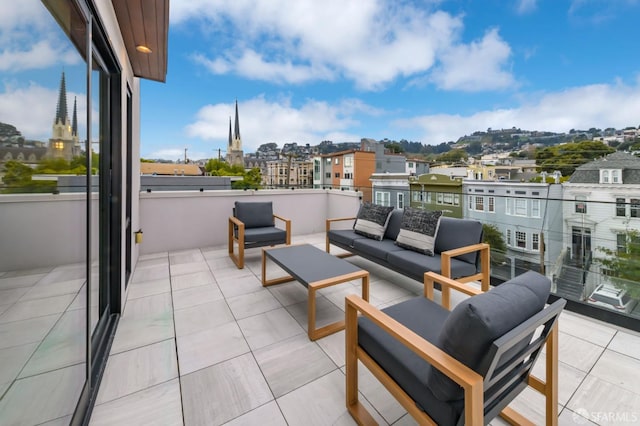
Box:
228, 117, 233, 147
234, 99, 241, 140
55, 71, 68, 125
72, 97, 78, 136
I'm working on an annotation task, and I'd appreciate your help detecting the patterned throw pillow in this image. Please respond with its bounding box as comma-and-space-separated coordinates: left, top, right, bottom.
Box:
353, 203, 395, 241
395, 208, 443, 256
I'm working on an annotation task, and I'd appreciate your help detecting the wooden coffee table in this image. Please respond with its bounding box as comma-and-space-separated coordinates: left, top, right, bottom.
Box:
262, 244, 369, 340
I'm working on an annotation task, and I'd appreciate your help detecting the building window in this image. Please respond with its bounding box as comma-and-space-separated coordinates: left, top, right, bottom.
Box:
514, 199, 527, 216
397, 193, 404, 209
601, 170, 609, 183
631, 199, 640, 218
475, 196, 484, 211
505, 198, 513, 215
488, 196, 495, 213
344, 172, 352, 179
437, 192, 443, 204
325, 172, 331, 179
516, 231, 526, 248
532, 233, 539, 251
375, 191, 390, 206
506, 229, 512, 246
413, 191, 422, 202
335, 158, 340, 165
617, 233, 626, 254
454, 194, 460, 206
616, 198, 626, 217
531, 199, 540, 218
575, 196, 587, 214
408, 162, 414, 168
468, 195, 473, 210
612, 170, 620, 183
334, 172, 340, 178
344, 156, 353, 166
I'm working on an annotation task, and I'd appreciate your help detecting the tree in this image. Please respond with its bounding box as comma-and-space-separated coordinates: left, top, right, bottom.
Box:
482, 224, 507, 264
535, 140, 614, 176
598, 230, 640, 299
436, 149, 468, 163
384, 142, 404, 154
1, 160, 56, 193
231, 167, 262, 189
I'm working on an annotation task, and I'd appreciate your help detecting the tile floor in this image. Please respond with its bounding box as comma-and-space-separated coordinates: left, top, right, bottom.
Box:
84, 233, 640, 426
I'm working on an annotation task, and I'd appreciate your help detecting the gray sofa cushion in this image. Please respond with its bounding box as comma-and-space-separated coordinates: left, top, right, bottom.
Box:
327, 229, 367, 248
235, 201, 274, 228
434, 217, 483, 264
426, 270, 551, 402
243, 227, 287, 246
395, 208, 443, 256
386, 250, 477, 280
353, 202, 395, 240
358, 297, 463, 425
352, 237, 405, 262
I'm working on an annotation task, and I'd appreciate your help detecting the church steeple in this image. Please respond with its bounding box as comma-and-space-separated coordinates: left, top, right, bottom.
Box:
71, 97, 78, 137
228, 117, 233, 147
234, 99, 241, 141
55, 72, 69, 126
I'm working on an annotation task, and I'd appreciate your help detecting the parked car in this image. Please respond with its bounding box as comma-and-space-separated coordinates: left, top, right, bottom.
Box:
588, 285, 638, 313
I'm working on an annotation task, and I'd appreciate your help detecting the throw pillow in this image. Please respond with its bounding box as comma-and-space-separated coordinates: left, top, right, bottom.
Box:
353, 202, 395, 241
394, 208, 442, 255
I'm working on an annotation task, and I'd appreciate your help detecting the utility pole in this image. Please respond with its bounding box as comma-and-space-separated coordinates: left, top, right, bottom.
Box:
184, 148, 188, 163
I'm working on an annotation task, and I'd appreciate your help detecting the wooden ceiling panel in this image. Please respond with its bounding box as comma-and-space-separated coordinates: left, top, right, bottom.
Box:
112, 0, 168, 82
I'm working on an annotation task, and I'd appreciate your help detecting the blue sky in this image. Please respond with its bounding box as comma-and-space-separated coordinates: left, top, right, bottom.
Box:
2, 1, 640, 161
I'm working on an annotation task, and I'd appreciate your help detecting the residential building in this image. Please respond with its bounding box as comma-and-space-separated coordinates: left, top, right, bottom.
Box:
265, 159, 313, 188
370, 172, 410, 208
405, 158, 430, 176
408, 173, 463, 217
313, 149, 376, 201
464, 181, 564, 281
361, 138, 406, 173
561, 151, 640, 300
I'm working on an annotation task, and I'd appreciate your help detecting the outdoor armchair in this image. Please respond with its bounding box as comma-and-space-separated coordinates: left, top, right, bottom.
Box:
228, 201, 291, 269
345, 270, 565, 425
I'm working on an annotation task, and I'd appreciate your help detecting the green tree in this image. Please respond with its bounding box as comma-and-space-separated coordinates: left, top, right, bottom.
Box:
1, 160, 56, 193
535, 140, 614, 176
384, 142, 404, 154
598, 230, 640, 299
436, 149, 468, 163
231, 167, 262, 189
482, 224, 507, 264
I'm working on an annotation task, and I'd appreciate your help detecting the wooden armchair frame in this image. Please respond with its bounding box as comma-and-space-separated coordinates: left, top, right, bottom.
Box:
228, 213, 291, 269
345, 271, 562, 426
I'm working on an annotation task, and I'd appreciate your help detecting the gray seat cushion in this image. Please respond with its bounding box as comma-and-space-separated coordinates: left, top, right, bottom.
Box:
386, 250, 477, 280
243, 227, 287, 246
358, 297, 463, 425
435, 217, 483, 264
235, 201, 274, 228
426, 270, 551, 402
327, 229, 367, 248
352, 237, 405, 262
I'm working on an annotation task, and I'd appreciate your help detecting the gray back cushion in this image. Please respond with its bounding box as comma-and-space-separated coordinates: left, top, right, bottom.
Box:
426, 270, 551, 401
384, 209, 404, 240
234, 201, 274, 228
434, 217, 483, 264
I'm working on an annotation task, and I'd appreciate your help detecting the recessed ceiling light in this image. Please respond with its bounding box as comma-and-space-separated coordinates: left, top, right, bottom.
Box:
136, 45, 152, 54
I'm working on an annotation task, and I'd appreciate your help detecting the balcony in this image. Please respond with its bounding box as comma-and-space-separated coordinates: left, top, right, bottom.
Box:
1, 189, 639, 424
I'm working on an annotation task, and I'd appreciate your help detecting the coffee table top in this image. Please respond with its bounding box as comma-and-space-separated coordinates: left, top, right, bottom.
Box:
264, 244, 364, 286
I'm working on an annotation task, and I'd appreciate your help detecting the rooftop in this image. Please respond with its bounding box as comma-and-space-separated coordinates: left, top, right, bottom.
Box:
77, 233, 640, 425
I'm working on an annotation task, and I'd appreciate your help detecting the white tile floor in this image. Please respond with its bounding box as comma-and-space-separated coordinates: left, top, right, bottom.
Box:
87, 233, 640, 426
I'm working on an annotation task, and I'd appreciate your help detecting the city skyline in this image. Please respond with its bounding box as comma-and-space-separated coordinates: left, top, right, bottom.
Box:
2, 0, 640, 161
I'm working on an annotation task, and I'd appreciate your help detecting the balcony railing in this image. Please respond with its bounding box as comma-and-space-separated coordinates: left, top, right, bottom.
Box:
1, 184, 638, 329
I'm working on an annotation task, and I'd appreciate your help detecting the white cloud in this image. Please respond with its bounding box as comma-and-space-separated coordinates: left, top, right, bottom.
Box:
172, 0, 514, 91
0, 82, 87, 141
185, 95, 369, 152
516, 0, 538, 14
0, 0, 80, 72
429, 28, 516, 92
395, 80, 640, 144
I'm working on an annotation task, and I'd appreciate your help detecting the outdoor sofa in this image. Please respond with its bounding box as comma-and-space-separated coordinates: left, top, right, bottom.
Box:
326, 205, 490, 291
